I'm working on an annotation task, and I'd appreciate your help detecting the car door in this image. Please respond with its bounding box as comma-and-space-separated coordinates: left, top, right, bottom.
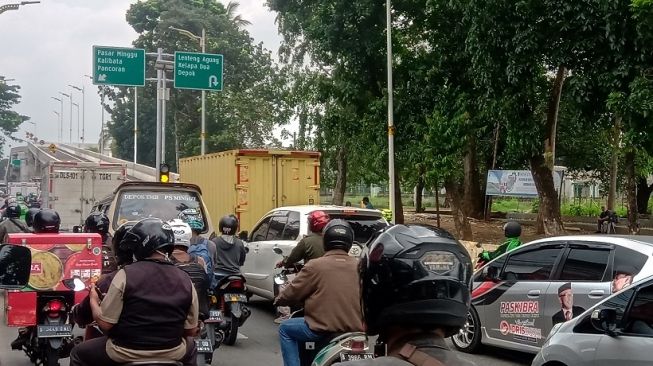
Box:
484, 243, 565, 350
242, 215, 272, 289
546, 244, 612, 332
594, 280, 653, 365
256, 211, 301, 295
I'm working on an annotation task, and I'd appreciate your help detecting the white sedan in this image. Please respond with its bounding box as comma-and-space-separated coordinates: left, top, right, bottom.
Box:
241, 205, 388, 300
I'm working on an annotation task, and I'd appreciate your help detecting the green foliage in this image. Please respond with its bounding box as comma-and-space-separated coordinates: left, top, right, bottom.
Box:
0, 79, 29, 152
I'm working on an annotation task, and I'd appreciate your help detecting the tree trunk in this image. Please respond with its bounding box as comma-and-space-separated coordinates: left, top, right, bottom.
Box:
636, 177, 653, 215
607, 116, 621, 211
531, 155, 565, 235
444, 178, 473, 240
331, 146, 347, 205
463, 136, 484, 219
543, 65, 567, 170
625, 150, 639, 233
296, 110, 307, 150
434, 180, 441, 228
394, 173, 405, 224
415, 168, 425, 213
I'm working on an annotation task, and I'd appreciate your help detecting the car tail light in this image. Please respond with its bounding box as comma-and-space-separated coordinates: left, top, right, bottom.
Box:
44, 299, 66, 318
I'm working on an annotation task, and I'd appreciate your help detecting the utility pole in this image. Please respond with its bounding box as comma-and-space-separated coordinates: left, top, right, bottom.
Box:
69, 84, 85, 144
386, 0, 396, 224
51, 96, 63, 142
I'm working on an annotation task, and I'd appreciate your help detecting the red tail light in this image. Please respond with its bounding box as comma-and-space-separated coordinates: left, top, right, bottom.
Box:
44, 299, 66, 318
350, 340, 365, 352
228, 279, 244, 289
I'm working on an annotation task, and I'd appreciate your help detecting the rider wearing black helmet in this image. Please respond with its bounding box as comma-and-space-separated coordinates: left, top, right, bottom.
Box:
275, 219, 364, 366
212, 215, 247, 283
69, 218, 199, 366
84, 212, 114, 274
25, 207, 40, 228
479, 221, 522, 262
33, 209, 61, 233
340, 224, 474, 366
0, 202, 30, 241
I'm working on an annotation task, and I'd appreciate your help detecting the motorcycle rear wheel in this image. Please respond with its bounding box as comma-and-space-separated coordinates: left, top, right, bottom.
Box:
223, 317, 239, 346
45, 346, 59, 366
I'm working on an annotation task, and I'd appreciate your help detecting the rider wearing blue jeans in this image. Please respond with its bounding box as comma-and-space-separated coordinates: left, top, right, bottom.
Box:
274, 220, 364, 366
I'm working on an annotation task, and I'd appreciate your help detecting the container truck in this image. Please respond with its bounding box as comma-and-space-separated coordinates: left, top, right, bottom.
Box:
40, 162, 127, 230
179, 149, 321, 232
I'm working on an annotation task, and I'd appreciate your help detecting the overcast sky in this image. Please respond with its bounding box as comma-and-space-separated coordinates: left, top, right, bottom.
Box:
0, 0, 282, 154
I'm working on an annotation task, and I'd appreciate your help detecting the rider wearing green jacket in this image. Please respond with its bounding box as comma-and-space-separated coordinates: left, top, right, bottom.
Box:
480, 221, 522, 262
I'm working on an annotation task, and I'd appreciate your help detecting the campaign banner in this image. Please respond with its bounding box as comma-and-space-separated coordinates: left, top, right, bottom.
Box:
486, 170, 562, 197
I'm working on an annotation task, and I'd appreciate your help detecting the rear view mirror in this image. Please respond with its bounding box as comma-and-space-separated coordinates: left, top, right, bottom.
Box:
62, 277, 87, 292
0, 244, 32, 289
72, 225, 82, 233
591, 308, 618, 336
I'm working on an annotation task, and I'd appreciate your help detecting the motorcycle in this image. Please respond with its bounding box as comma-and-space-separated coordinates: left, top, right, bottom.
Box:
213, 273, 251, 346
202, 292, 225, 362
11, 278, 86, 366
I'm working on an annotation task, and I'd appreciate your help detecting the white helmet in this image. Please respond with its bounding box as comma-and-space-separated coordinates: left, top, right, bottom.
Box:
167, 219, 192, 248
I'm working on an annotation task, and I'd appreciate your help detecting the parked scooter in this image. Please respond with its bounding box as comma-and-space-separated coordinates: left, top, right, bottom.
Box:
214, 273, 251, 346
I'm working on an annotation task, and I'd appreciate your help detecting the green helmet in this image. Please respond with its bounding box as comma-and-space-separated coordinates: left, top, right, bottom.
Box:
187, 219, 204, 231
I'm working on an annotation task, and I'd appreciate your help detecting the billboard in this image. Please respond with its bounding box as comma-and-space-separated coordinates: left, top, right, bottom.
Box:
486, 170, 563, 197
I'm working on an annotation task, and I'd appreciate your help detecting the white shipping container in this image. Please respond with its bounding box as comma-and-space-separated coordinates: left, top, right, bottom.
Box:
41, 162, 127, 230
8, 182, 40, 198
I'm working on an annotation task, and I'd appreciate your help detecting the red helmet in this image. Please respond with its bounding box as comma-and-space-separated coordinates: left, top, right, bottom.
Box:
308, 211, 330, 233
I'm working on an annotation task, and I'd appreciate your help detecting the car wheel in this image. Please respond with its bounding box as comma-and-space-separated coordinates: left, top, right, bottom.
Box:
451, 307, 482, 353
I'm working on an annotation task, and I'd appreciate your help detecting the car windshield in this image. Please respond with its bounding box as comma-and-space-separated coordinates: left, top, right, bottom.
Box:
328, 214, 387, 244
114, 190, 207, 232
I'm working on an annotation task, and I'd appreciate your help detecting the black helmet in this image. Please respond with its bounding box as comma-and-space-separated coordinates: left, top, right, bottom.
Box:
84, 212, 110, 236
504, 221, 521, 238
112, 223, 135, 266
25, 208, 40, 227
360, 224, 473, 337
33, 209, 61, 233
323, 219, 354, 252
120, 218, 175, 261
5, 203, 21, 218
219, 215, 238, 235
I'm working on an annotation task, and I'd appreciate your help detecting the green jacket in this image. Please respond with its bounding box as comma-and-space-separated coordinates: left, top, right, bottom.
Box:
481, 237, 522, 261
284, 233, 325, 267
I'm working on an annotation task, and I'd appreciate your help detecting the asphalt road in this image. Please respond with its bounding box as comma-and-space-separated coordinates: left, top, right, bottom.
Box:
0, 294, 534, 366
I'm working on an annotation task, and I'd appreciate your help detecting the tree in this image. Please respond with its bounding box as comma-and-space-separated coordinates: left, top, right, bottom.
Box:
0, 79, 29, 152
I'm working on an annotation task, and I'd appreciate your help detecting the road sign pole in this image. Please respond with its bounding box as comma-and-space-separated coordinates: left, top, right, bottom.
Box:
201, 27, 206, 155
69, 93, 73, 144
162, 67, 167, 164
134, 87, 138, 164
100, 88, 105, 154
155, 48, 162, 181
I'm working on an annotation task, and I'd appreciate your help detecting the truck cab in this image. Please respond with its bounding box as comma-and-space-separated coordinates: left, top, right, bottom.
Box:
91, 181, 215, 238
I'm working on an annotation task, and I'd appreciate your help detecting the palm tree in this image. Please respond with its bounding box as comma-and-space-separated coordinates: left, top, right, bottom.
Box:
225, 1, 251, 29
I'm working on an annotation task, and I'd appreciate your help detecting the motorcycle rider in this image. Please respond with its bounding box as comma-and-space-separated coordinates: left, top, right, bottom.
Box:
169, 219, 209, 316
340, 224, 475, 366
25, 207, 40, 228
71, 222, 135, 340
10, 209, 61, 350
478, 221, 522, 262
0, 203, 31, 241
84, 212, 115, 274
212, 215, 247, 284
275, 219, 364, 366
274, 210, 330, 323
69, 218, 199, 366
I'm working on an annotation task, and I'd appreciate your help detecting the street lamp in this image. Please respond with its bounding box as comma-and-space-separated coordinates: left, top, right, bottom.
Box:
27, 121, 35, 135
59, 91, 73, 143
170, 25, 208, 155
0, 1, 40, 16
72, 102, 80, 143
51, 97, 63, 142
85, 74, 106, 154
69, 84, 85, 144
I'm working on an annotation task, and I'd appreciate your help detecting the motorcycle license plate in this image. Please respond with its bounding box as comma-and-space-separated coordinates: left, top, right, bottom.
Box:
195, 339, 213, 354
206, 310, 223, 323
224, 293, 247, 302
37, 324, 73, 338
340, 353, 374, 362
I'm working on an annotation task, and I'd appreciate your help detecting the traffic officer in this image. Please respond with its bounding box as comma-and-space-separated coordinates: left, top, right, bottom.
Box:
340, 224, 475, 366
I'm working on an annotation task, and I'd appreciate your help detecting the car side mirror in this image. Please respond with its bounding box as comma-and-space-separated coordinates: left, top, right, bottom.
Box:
72, 225, 82, 233
0, 244, 32, 289
591, 308, 619, 336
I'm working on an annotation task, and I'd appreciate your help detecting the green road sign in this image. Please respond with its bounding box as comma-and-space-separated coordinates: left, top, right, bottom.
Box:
11, 159, 20, 167
93, 46, 145, 87
174, 51, 224, 91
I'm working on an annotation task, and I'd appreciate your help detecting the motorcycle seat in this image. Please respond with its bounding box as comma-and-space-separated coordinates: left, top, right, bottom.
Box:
122, 361, 183, 366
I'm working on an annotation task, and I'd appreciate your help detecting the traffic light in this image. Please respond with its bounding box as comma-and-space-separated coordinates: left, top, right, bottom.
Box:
159, 163, 170, 183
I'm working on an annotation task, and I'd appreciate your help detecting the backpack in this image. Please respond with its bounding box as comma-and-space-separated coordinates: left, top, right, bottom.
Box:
188, 238, 215, 287
174, 257, 210, 316
398, 343, 447, 366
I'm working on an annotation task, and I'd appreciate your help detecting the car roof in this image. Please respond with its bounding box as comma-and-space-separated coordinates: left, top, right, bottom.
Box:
527, 235, 653, 247
270, 205, 383, 217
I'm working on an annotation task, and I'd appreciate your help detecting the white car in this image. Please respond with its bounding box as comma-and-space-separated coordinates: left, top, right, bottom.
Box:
532, 274, 653, 366
241, 205, 388, 300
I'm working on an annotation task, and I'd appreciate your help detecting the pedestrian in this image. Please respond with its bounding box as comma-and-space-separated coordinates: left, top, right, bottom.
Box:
361, 197, 374, 209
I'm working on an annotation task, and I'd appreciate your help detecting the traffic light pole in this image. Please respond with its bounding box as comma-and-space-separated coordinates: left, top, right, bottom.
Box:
155, 48, 163, 181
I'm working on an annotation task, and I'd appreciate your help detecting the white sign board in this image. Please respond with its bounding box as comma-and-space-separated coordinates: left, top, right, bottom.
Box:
486, 170, 562, 197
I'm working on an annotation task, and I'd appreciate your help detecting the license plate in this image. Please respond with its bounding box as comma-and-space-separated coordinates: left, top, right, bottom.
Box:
195, 339, 213, 354
224, 293, 247, 302
340, 353, 374, 361
206, 310, 223, 323
37, 324, 73, 338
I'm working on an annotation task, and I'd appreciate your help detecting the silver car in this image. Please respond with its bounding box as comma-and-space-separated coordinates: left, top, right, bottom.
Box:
452, 235, 653, 354
532, 274, 653, 366
242, 205, 388, 300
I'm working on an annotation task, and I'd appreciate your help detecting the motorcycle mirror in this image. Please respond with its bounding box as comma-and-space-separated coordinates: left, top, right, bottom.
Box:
72, 225, 82, 233
273, 247, 283, 255
0, 244, 31, 289
62, 277, 86, 292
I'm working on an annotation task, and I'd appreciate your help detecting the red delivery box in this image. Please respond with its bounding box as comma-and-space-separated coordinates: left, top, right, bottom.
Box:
4, 233, 102, 326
